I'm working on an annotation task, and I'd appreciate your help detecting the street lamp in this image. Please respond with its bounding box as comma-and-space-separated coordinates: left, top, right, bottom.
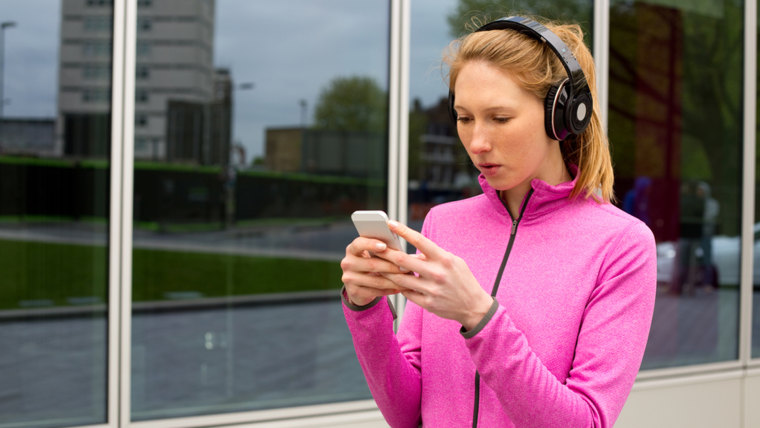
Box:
299, 99, 307, 127
0, 21, 17, 119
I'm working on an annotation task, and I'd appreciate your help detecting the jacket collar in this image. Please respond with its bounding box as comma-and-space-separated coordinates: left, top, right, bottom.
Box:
479, 165, 580, 223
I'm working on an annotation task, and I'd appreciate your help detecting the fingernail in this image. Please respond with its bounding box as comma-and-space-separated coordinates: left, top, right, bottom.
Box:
388, 220, 399, 228
399, 266, 409, 273
375, 242, 387, 251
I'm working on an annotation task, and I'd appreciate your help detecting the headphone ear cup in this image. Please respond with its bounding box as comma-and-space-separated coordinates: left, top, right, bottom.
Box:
568, 90, 592, 135
544, 83, 563, 140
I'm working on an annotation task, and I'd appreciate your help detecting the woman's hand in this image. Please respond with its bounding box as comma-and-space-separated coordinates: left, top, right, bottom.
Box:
340, 236, 407, 306
378, 220, 494, 331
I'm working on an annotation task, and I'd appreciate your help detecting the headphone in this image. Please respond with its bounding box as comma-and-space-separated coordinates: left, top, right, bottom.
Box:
448, 16, 593, 141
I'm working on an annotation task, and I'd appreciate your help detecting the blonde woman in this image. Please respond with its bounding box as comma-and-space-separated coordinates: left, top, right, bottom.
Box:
340, 16, 656, 427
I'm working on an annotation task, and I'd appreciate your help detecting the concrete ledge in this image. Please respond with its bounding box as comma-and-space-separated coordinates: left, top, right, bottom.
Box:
0, 289, 339, 321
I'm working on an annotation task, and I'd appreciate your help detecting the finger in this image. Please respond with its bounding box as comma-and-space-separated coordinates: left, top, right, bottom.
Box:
369, 248, 427, 277
341, 253, 407, 276
387, 220, 444, 259
400, 288, 428, 308
343, 270, 404, 292
382, 272, 429, 295
346, 237, 391, 257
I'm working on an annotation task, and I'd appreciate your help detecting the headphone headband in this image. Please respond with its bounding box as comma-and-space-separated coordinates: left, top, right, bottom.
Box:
475, 16, 588, 96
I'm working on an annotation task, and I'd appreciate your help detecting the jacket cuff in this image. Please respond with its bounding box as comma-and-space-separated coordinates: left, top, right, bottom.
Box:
340, 285, 397, 320
460, 298, 499, 339
341, 284, 382, 310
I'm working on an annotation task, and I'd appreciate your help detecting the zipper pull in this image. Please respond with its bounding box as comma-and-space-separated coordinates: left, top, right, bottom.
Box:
511, 219, 518, 235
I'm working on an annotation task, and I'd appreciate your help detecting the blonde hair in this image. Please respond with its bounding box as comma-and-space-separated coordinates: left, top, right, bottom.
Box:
444, 17, 614, 202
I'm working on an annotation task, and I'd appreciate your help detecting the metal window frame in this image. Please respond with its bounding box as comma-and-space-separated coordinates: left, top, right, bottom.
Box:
108, 0, 137, 426
593, 0, 609, 131
388, 0, 410, 324
107, 0, 126, 427
745, 0, 758, 370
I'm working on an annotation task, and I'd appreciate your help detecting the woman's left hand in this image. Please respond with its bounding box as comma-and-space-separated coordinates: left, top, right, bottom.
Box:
379, 220, 494, 331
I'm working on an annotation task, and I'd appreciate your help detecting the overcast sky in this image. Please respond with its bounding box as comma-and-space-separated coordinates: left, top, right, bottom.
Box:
0, 0, 457, 161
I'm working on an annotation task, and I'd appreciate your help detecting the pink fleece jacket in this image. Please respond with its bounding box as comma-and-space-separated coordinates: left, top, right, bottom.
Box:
343, 174, 657, 427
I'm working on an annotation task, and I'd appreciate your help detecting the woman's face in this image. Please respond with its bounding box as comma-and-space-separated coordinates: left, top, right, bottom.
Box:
452, 60, 565, 195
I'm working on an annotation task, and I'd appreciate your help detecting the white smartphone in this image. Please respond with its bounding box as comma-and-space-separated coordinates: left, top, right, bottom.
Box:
351, 210, 403, 251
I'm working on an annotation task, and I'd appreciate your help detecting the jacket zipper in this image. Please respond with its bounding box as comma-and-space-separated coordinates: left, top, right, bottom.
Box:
472, 188, 534, 428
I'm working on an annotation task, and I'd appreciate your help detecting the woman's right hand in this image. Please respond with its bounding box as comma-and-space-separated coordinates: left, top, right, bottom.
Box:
340, 237, 405, 306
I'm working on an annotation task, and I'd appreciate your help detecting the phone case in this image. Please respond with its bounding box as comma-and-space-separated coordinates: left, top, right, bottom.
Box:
351, 210, 402, 250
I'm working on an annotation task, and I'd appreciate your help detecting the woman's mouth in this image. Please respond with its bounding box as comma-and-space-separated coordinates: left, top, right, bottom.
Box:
478, 163, 501, 176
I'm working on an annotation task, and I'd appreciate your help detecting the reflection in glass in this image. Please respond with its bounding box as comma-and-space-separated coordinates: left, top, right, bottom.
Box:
610, 0, 742, 368
0, 0, 110, 427
130, 0, 388, 420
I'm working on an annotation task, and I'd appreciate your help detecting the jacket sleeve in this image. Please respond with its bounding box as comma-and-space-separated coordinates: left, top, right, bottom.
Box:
342, 278, 424, 427
464, 220, 657, 427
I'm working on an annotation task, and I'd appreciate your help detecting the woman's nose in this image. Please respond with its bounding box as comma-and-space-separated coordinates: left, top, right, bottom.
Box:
467, 126, 492, 154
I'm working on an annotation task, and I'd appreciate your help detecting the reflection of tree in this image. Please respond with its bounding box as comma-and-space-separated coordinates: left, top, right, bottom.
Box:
609, 3, 743, 239
446, 0, 592, 40
408, 98, 426, 181
313, 76, 387, 133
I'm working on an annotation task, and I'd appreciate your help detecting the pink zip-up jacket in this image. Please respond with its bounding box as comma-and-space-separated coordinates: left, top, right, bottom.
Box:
343, 174, 657, 427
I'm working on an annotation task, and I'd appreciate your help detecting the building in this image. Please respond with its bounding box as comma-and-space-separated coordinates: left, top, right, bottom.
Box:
265, 127, 385, 178
58, 0, 220, 162
0, 118, 55, 156
165, 68, 232, 165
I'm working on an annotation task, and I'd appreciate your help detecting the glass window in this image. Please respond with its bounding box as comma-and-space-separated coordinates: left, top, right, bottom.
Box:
610, 0, 743, 369
0, 0, 111, 426
83, 64, 111, 79
136, 64, 150, 79
84, 15, 112, 31
138, 17, 152, 31
83, 40, 111, 57
130, 0, 389, 420
136, 40, 151, 57
408, 0, 593, 232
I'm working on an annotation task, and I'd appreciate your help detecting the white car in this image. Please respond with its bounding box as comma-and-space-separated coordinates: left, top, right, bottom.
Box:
656, 223, 760, 287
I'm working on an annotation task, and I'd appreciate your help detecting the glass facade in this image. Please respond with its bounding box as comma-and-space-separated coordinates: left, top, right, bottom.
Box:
0, 0, 111, 427
129, 0, 387, 420
609, 0, 743, 369
0, 0, 759, 427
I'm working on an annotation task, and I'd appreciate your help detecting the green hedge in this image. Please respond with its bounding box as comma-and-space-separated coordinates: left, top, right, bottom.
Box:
0, 239, 341, 310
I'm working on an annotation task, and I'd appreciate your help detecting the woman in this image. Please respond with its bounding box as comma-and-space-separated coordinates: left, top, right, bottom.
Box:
340, 16, 656, 427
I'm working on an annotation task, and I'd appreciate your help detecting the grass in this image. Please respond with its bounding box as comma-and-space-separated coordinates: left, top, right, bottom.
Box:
0, 239, 342, 310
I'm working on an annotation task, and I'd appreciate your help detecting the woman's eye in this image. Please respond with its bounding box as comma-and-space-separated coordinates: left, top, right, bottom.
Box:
456, 117, 472, 124
493, 117, 510, 124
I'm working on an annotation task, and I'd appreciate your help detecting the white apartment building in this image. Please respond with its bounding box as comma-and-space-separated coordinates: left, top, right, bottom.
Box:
58, 0, 215, 160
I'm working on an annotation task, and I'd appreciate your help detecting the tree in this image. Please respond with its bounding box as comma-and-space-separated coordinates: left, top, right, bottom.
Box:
313, 76, 387, 133
607, 2, 744, 237
446, 0, 592, 39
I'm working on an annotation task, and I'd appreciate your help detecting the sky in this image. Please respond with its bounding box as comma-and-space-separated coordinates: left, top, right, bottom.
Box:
0, 0, 458, 162
1, 0, 61, 118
